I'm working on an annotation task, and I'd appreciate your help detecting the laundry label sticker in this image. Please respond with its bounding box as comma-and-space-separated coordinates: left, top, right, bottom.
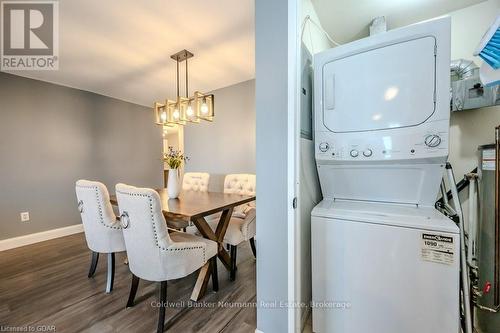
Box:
421, 233, 454, 265
482, 149, 496, 171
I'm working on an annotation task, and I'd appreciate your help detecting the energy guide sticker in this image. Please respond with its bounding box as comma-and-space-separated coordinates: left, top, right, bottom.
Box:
421, 233, 455, 265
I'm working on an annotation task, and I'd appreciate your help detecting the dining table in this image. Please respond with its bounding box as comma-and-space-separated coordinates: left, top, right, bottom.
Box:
109, 189, 256, 301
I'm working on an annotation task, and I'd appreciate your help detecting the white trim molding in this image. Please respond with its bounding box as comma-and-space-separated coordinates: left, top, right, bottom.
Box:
288, 0, 300, 330
255, 330, 265, 333
0, 224, 84, 251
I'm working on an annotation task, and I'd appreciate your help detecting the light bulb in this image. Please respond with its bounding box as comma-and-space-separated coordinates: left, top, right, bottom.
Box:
160, 111, 167, 122
186, 105, 194, 117
173, 109, 180, 119
201, 102, 209, 115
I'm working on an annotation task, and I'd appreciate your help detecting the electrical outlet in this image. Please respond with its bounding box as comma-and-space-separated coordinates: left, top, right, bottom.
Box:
20, 212, 30, 222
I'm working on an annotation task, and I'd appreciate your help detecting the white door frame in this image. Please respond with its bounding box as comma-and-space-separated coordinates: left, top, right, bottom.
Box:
288, 0, 301, 331
255, 0, 301, 331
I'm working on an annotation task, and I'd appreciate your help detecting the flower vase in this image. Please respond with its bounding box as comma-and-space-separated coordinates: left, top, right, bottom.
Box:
167, 169, 181, 199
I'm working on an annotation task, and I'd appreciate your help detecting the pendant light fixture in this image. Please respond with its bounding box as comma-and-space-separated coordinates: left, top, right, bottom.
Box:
154, 49, 214, 126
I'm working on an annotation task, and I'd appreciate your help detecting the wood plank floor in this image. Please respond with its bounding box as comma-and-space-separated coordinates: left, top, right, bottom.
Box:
0, 233, 256, 333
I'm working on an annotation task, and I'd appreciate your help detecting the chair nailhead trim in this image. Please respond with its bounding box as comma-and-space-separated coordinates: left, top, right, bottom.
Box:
76, 185, 121, 230
116, 190, 206, 262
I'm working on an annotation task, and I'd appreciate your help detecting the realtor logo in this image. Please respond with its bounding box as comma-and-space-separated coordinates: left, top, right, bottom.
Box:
1, 0, 59, 70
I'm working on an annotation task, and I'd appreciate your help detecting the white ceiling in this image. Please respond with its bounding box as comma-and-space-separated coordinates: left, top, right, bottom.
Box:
312, 0, 486, 43
4, 0, 255, 106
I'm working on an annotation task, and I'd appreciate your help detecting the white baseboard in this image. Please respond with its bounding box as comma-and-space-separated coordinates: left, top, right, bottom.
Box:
255, 330, 264, 333
0, 224, 84, 251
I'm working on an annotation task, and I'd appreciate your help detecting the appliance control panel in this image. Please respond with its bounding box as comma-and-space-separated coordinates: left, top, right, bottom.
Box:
424, 134, 442, 148
315, 121, 449, 162
319, 142, 329, 152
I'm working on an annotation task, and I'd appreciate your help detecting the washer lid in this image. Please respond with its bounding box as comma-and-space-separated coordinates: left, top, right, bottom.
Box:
322, 36, 437, 133
312, 200, 459, 234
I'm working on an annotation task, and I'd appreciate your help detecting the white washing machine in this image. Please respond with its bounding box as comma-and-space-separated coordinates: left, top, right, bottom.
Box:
312, 201, 459, 333
311, 17, 459, 333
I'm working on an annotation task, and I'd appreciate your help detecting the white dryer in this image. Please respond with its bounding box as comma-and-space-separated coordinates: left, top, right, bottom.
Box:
311, 17, 459, 333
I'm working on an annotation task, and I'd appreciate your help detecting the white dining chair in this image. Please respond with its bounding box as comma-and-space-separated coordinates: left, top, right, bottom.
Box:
75, 179, 126, 294
208, 173, 256, 281
115, 183, 218, 333
182, 172, 210, 192
167, 172, 211, 232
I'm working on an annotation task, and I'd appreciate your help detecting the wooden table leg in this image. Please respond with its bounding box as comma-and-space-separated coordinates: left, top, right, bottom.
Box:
192, 211, 233, 270
214, 208, 233, 270
190, 208, 234, 301
190, 261, 212, 301
192, 216, 217, 240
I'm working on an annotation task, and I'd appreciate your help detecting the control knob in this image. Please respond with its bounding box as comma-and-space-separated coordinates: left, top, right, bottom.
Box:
363, 149, 373, 157
319, 142, 329, 152
424, 134, 442, 148
350, 149, 359, 158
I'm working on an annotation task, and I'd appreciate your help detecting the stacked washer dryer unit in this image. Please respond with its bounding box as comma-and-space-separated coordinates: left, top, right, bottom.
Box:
311, 17, 460, 333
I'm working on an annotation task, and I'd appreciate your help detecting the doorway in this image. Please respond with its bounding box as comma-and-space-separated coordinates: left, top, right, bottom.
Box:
162, 124, 184, 187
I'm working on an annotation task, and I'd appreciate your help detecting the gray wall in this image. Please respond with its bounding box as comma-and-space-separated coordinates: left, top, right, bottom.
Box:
0, 72, 163, 240
184, 79, 255, 192
256, 0, 292, 331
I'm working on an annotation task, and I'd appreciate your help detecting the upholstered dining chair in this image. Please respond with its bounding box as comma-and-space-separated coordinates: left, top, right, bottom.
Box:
182, 172, 210, 192
75, 179, 126, 294
208, 173, 256, 281
115, 183, 218, 333
167, 172, 211, 232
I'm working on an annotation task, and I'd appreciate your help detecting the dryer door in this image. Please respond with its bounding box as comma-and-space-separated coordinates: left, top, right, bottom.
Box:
322, 36, 436, 133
